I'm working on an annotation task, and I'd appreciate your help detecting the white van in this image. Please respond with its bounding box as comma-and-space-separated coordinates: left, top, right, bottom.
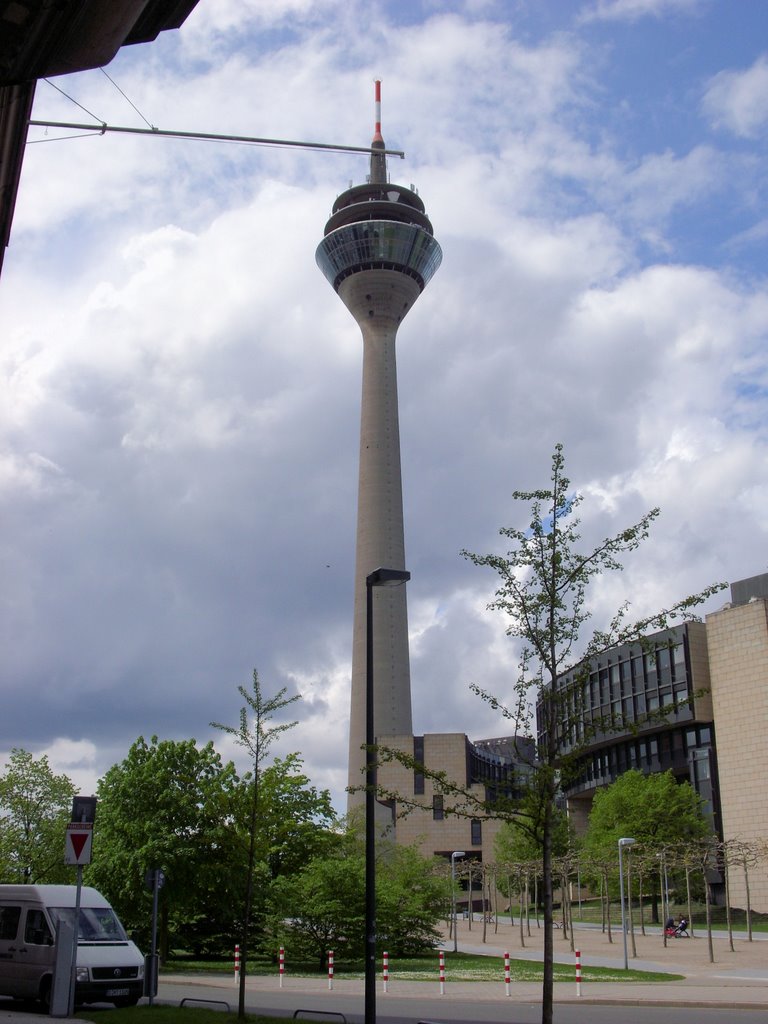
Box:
0, 885, 144, 1008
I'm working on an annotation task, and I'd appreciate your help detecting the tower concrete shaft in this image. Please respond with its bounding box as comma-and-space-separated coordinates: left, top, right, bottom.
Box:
316, 84, 441, 809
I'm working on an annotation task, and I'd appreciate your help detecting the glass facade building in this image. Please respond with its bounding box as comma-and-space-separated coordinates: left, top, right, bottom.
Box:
537, 622, 721, 835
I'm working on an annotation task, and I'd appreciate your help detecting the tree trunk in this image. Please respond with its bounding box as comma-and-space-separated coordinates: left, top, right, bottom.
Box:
239, 777, 260, 1018
518, 873, 525, 949
604, 868, 613, 944
638, 867, 646, 936
628, 857, 636, 959
704, 861, 715, 964
723, 848, 734, 952
467, 864, 473, 931
541, 778, 555, 1024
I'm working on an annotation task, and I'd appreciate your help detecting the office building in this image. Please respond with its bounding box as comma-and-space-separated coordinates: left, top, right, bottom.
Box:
539, 572, 768, 913
706, 574, 768, 913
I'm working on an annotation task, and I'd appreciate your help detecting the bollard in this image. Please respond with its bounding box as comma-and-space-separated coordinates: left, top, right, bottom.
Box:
382, 950, 389, 994
234, 944, 240, 984
328, 949, 334, 990
439, 949, 445, 995
279, 946, 285, 988
504, 951, 511, 996
575, 949, 582, 998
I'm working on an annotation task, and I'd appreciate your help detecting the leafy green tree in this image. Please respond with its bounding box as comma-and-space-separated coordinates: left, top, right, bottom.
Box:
268, 831, 363, 967
254, 754, 336, 881
86, 736, 240, 958
457, 444, 721, 1024
583, 768, 710, 923
211, 670, 302, 1019
378, 843, 450, 955
269, 831, 448, 967
585, 769, 709, 853
174, 754, 335, 959
0, 749, 76, 883
495, 800, 573, 865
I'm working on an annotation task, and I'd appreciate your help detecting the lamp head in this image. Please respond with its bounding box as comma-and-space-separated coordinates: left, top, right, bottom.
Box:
618, 837, 636, 848
367, 567, 411, 587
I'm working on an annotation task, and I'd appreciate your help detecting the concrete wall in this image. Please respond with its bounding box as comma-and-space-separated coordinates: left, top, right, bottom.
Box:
706, 598, 768, 913
377, 732, 506, 864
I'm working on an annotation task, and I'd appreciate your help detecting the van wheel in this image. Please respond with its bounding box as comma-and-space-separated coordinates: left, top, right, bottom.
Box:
39, 977, 52, 1011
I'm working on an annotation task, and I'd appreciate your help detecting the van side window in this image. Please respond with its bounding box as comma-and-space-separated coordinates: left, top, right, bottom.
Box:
25, 910, 52, 945
0, 907, 20, 940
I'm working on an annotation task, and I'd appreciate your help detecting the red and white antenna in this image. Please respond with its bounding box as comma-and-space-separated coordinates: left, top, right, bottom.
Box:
373, 79, 383, 143
369, 78, 387, 182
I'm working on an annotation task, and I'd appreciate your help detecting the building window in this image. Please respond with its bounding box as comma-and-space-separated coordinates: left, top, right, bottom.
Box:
433, 795, 444, 821
413, 736, 425, 795
471, 819, 482, 846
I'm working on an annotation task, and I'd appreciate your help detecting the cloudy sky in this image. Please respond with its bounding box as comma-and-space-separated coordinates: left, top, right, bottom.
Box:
1, 0, 766, 814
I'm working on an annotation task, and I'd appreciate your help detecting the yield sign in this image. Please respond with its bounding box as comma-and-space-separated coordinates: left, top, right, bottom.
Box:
65, 823, 93, 865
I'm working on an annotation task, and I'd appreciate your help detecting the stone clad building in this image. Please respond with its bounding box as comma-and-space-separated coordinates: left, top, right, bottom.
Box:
539, 571, 768, 914
706, 574, 768, 913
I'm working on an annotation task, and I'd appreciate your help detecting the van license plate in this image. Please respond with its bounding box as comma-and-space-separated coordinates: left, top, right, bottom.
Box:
106, 988, 130, 997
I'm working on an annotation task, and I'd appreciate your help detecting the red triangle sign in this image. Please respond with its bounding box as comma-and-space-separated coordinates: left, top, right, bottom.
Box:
70, 833, 89, 859
65, 823, 93, 865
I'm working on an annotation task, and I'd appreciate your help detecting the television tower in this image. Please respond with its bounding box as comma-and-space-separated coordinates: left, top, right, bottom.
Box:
316, 82, 442, 808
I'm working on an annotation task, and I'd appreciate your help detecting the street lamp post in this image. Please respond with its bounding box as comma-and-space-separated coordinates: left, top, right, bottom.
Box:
618, 837, 636, 970
365, 567, 410, 1024
451, 851, 466, 953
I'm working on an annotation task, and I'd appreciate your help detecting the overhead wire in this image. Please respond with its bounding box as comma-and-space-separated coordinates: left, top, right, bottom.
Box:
41, 78, 104, 124
99, 67, 155, 130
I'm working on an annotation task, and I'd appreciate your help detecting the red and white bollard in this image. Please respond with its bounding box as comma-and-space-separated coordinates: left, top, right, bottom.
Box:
328, 950, 334, 990
234, 944, 240, 984
279, 946, 285, 988
575, 949, 582, 998
382, 951, 389, 994
504, 951, 511, 996
439, 950, 445, 995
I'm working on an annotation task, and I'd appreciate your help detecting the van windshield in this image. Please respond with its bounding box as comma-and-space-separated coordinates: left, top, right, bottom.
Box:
49, 906, 128, 942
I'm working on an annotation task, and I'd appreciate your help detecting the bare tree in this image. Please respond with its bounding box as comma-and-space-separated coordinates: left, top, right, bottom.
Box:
212, 670, 299, 1019
459, 445, 721, 1024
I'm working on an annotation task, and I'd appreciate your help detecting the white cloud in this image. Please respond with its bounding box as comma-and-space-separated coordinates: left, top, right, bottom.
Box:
580, 0, 701, 23
1, 1, 767, 815
702, 54, 768, 138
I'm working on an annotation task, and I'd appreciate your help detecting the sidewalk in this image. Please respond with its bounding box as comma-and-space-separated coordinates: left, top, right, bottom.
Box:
437, 915, 768, 1008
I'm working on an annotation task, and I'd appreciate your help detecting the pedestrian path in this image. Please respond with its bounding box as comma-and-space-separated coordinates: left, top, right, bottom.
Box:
436, 916, 768, 1007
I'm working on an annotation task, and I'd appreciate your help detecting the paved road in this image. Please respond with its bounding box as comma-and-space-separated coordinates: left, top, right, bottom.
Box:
154, 974, 768, 1024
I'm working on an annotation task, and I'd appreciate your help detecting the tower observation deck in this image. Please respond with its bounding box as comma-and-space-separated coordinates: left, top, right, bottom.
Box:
316, 83, 442, 810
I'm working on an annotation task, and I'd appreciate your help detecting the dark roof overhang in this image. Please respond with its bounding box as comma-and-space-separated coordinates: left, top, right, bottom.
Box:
0, 0, 201, 278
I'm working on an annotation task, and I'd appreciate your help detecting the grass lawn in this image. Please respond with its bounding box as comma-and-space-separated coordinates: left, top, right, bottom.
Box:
565, 900, 768, 933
